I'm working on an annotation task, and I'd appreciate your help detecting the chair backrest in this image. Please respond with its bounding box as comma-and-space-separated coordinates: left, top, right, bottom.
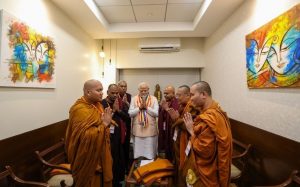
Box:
0, 165, 49, 187
35, 139, 71, 181
231, 139, 252, 182
253, 170, 300, 187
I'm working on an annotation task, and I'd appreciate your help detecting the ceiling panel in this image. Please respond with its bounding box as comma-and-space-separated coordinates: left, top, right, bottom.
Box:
100, 6, 136, 23
168, 0, 203, 3
133, 5, 166, 22
166, 3, 201, 22
94, 0, 131, 6
131, 0, 167, 5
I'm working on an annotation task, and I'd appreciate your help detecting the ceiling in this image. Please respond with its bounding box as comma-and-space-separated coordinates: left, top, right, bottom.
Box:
51, 0, 245, 39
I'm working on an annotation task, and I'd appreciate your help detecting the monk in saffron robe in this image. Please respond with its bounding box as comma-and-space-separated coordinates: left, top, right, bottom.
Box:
65, 79, 113, 187
167, 85, 199, 187
158, 85, 178, 161
183, 81, 232, 187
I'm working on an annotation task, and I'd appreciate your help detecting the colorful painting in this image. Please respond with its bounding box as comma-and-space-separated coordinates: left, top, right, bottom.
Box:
246, 4, 300, 88
0, 10, 56, 88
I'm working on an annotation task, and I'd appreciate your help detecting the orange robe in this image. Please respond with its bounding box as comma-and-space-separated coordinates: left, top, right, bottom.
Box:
65, 97, 113, 187
190, 101, 232, 187
172, 101, 199, 187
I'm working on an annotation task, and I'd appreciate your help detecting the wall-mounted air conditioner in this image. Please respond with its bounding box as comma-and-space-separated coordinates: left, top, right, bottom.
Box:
138, 38, 181, 53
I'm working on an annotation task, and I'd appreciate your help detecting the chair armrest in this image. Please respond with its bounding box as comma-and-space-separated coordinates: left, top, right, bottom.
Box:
252, 170, 299, 187
232, 139, 252, 159
35, 151, 72, 173
5, 166, 50, 187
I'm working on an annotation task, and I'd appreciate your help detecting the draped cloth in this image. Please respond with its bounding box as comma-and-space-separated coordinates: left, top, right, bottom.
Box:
135, 95, 152, 127
158, 98, 179, 161
65, 97, 113, 187
172, 101, 199, 187
190, 101, 232, 187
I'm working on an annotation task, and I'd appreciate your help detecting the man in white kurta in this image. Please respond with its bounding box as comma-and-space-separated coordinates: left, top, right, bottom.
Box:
129, 82, 159, 159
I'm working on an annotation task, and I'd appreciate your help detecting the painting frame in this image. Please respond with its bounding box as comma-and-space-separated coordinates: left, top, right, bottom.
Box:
0, 9, 56, 88
245, 4, 300, 88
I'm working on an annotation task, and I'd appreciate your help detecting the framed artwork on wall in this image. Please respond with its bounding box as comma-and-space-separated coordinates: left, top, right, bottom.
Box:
0, 9, 56, 88
246, 4, 300, 88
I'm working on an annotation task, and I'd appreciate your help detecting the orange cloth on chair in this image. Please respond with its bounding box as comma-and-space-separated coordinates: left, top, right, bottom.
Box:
65, 97, 113, 187
133, 158, 174, 183
190, 101, 232, 187
50, 163, 71, 175
142, 170, 173, 185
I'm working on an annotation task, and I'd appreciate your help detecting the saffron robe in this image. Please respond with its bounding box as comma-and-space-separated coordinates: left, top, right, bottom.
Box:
158, 98, 179, 161
65, 97, 113, 187
172, 101, 199, 187
190, 101, 232, 187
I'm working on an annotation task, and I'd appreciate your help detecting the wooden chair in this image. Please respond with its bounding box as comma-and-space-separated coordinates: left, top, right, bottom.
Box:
0, 165, 49, 187
253, 170, 300, 187
35, 139, 73, 187
231, 139, 252, 186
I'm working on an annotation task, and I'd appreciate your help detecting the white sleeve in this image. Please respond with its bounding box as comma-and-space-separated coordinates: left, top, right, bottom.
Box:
146, 96, 159, 117
128, 97, 139, 117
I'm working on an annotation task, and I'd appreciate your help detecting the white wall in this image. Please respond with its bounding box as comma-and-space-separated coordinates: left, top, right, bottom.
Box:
99, 37, 205, 93
0, 0, 102, 140
203, 0, 300, 142
120, 68, 201, 96
114, 38, 205, 68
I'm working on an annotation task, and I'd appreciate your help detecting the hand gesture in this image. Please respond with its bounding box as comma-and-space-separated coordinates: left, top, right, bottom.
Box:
139, 97, 147, 110
122, 94, 129, 106
113, 99, 120, 112
183, 112, 194, 136
102, 107, 112, 127
160, 99, 169, 110
168, 108, 179, 121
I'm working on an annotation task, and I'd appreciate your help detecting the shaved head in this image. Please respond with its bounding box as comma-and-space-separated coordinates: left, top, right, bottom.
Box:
178, 85, 190, 94
84, 79, 100, 94
83, 79, 103, 103
192, 81, 212, 96
164, 85, 175, 101
164, 85, 175, 94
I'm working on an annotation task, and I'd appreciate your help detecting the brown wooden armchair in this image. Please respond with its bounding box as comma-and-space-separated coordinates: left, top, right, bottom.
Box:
253, 170, 300, 187
0, 165, 49, 187
35, 139, 73, 187
231, 139, 252, 186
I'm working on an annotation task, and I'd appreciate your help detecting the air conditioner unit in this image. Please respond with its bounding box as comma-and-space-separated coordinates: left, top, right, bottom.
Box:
139, 38, 181, 53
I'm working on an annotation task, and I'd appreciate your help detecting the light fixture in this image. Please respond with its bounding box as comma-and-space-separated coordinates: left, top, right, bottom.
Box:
109, 39, 111, 65
99, 39, 105, 58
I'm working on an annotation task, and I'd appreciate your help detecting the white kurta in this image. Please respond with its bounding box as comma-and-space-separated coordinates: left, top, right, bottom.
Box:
133, 136, 158, 159
129, 94, 159, 159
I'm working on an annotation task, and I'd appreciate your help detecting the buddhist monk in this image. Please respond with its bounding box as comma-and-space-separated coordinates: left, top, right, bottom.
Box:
167, 85, 199, 187
183, 81, 232, 187
158, 85, 179, 161
65, 79, 113, 187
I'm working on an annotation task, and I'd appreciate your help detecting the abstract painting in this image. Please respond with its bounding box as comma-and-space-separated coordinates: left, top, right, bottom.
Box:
0, 10, 56, 88
246, 4, 300, 88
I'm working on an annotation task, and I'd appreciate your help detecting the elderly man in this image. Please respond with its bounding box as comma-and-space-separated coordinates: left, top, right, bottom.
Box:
128, 82, 159, 160
158, 85, 179, 161
183, 81, 232, 187
167, 85, 199, 187
65, 79, 113, 187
